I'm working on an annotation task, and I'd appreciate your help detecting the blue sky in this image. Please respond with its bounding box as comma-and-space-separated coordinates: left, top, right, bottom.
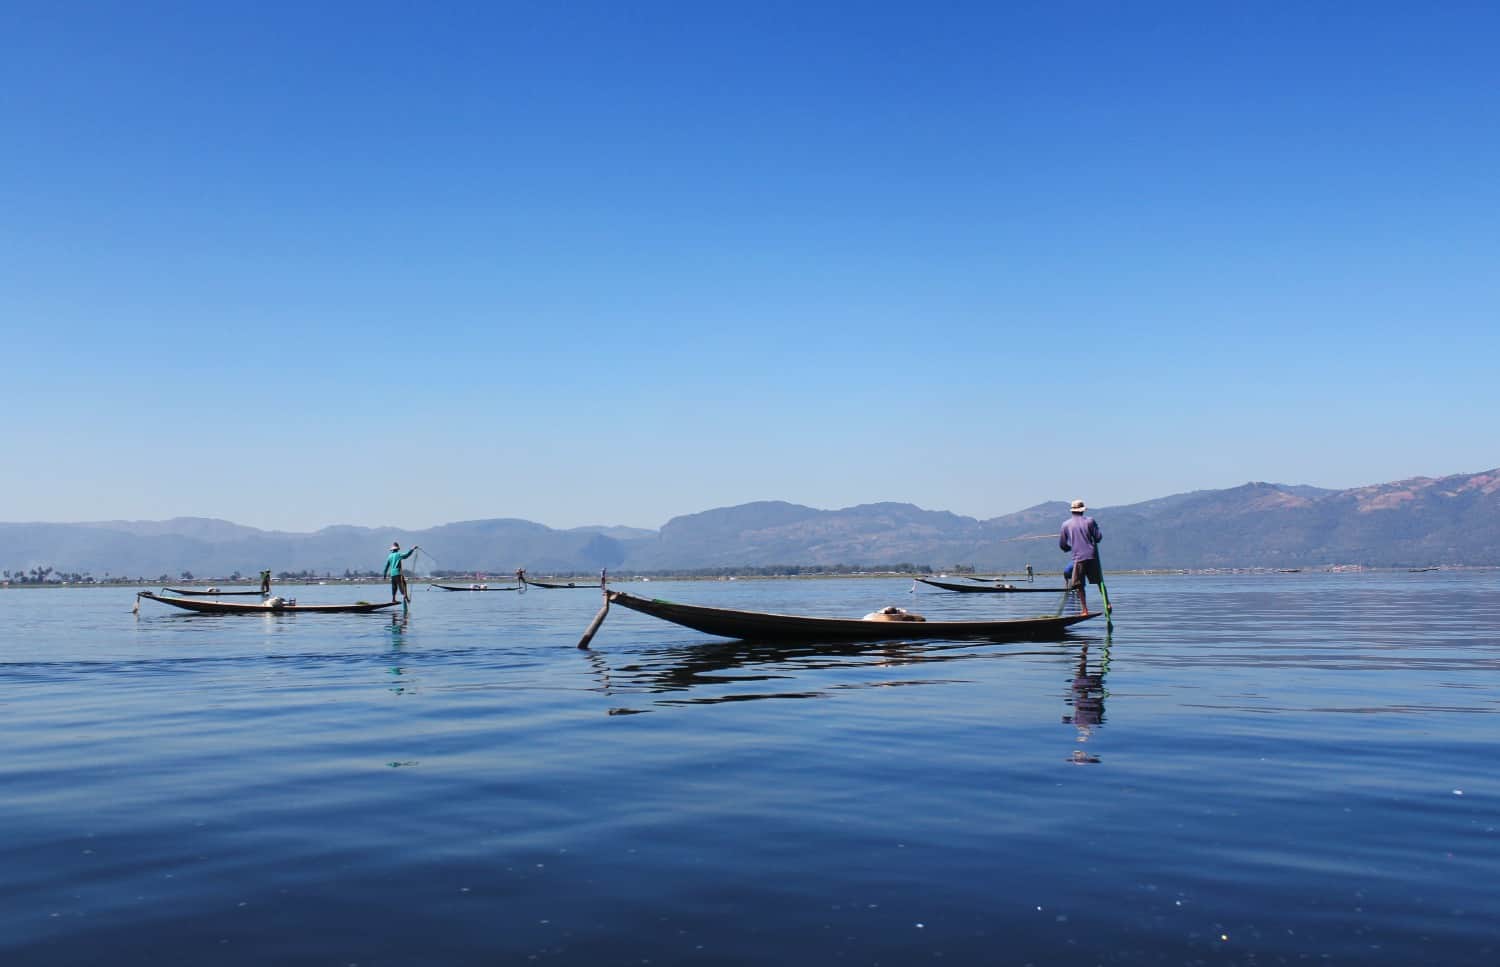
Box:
3, 1, 1496, 531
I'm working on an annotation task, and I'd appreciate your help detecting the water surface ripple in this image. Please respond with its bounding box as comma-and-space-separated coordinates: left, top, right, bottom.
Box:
2, 573, 1496, 964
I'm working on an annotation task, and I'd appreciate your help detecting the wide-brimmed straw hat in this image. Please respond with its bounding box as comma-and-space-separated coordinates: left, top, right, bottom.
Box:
1070, 500, 1087, 513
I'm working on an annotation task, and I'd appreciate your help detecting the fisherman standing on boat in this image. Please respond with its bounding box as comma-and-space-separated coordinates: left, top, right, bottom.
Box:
384, 542, 418, 604
259, 569, 272, 596
1059, 500, 1107, 617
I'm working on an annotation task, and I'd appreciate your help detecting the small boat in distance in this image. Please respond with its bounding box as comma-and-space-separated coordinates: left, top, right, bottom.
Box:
429, 584, 522, 592
915, 577, 1066, 594
523, 578, 603, 589
603, 590, 1096, 643
513, 569, 602, 590
135, 592, 401, 615
162, 587, 267, 597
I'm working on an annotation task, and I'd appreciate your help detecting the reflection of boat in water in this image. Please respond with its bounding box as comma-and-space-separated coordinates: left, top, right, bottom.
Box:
582, 633, 1080, 711
915, 577, 1066, 594
604, 590, 1096, 643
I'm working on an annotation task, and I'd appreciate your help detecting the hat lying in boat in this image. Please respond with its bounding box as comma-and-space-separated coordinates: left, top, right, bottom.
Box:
1070, 500, 1087, 513
862, 606, 926, 623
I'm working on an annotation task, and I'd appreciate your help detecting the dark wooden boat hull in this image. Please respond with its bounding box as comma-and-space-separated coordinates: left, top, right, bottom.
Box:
606, 590, 1095, 643
162, 587, 267, 597
526, 580, 602, 589
429, 584, 521, 592
916, 577, 1067, 593
137, 592, 400, 615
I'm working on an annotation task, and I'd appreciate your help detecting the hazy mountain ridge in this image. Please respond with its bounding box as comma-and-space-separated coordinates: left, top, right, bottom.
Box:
3, 468, 1496, 578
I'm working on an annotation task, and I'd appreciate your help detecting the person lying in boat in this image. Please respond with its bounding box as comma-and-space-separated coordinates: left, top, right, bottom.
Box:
862, 606, 926, 622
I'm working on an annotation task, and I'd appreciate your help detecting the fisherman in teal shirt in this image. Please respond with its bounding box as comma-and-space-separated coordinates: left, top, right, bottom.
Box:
384, 542, 417, 604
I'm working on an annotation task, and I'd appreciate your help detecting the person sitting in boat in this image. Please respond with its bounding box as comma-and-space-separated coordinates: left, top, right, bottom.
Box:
384, 542, 418, 604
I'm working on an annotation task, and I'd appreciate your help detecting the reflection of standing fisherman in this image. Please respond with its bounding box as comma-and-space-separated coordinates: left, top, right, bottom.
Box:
384, 542, 418, 604
1065, 644, 1108, 732
1064, 643, 1109, 763
1059, 499, 1110, 618
259, 569, 272, 596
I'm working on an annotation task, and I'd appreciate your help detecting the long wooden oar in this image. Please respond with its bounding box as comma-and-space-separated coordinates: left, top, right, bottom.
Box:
1094, 553, 1113, 627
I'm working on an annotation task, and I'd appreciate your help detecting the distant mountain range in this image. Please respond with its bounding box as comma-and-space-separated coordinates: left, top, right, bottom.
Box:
3, 468, 1496, 579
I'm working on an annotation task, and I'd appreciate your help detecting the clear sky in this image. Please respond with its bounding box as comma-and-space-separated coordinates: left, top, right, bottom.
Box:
3, 1, 1496, 532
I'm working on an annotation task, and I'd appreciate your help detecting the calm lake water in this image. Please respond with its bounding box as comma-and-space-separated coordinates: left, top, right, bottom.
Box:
3, 573, 1497, 965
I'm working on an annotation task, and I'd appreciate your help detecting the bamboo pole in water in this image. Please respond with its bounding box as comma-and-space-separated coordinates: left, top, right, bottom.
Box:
576, 570, 610, 649
577, 598, 610, 649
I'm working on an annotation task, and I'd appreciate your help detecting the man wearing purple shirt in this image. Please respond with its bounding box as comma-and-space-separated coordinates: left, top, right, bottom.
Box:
1060, 500, 1110, 618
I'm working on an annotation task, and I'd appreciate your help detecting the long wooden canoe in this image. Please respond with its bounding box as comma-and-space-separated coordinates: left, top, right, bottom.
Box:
525, 579, 602, 589
162, 587, 267, 597
136, 591, 401, 615
605, 590, 1095, 643
916, 577, 1067, 594
429, 584, 522, 592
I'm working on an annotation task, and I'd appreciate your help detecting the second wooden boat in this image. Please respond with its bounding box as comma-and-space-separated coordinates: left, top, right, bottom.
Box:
136, 591, 401, 615
916, 577, 1067, 594
605, 590, 1095, 643
429, 584, 522, 592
